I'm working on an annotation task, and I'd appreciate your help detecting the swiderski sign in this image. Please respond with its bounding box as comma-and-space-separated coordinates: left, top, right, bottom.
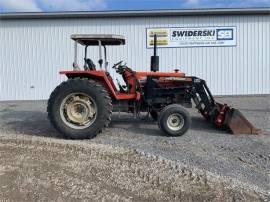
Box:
147, 26, 237, 48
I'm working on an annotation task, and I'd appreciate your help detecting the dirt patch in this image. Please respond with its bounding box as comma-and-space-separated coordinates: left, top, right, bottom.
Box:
0, 136, 268, 201
0, 96, 269, 201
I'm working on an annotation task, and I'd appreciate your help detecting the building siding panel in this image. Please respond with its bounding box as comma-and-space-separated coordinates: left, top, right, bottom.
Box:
0, 14, 269, 100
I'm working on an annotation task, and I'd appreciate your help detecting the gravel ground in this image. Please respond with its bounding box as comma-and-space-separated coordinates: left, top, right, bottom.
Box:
0, 95, 269, 201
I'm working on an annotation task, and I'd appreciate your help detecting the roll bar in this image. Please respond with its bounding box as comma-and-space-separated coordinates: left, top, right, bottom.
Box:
73, 40, 108, 71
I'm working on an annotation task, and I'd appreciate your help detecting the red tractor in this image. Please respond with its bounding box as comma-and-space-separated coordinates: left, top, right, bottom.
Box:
47, 34, 258, 139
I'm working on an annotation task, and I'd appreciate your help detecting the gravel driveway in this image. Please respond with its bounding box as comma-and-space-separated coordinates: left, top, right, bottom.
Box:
0, 95, 269, 201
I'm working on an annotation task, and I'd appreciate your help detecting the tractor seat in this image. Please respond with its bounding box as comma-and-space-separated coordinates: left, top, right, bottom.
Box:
84, 58, 96, 70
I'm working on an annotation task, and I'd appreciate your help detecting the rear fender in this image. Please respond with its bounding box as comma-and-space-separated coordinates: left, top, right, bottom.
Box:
60, 70, 118, 99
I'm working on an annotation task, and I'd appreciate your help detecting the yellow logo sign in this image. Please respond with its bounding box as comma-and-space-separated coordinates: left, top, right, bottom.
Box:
148, 29, 169, 46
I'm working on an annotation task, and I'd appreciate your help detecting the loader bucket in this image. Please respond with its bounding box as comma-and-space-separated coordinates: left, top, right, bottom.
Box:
225, 108, 261, 135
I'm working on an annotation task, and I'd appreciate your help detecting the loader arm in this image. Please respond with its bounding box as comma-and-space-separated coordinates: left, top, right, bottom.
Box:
189, 77, 260, 135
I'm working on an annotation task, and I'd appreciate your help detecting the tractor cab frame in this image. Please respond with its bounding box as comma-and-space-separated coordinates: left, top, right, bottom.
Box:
62, 34, 189, 102
71, 34, 126, 71
63, 34, 138, 100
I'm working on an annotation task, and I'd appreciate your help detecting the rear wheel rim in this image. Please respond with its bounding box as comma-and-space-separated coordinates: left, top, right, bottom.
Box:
167, 113, 185, 131
60, 93, 97, 130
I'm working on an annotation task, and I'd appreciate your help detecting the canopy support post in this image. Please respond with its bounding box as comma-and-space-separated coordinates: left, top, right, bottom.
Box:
103, 45, 108, 71
98, 40, 103, 69
73, 41, 80, 70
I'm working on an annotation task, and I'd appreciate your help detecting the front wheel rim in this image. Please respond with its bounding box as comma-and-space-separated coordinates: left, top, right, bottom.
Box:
167, 113, 185, 131
60, 93, 97, 130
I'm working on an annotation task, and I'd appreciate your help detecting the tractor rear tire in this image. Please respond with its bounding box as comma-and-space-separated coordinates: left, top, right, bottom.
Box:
158, 104, 191, 137
47, 78, 112, 139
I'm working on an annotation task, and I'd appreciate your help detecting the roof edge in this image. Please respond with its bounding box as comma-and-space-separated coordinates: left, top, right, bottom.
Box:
0, 8, 270, 20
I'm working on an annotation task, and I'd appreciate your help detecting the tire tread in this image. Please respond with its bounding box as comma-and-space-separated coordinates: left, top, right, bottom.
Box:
47, 78, 112, 139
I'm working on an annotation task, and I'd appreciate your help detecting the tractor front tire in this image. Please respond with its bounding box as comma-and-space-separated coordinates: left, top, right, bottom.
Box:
158, 104, 191, 137
47, 78, 112, 139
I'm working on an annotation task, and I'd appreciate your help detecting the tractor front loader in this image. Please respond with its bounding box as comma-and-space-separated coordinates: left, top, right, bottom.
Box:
47, 34, 259, 139
189, 77, 260, 134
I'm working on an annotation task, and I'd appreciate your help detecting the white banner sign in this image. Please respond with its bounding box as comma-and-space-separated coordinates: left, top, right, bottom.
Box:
147, 26, 236, 48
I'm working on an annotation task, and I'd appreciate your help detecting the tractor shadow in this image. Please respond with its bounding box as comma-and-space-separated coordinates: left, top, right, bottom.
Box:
0, 110, 63, 139
110, 114, 163, 136
0, 110, 223, 139
190, 116, 223, 134
110, 113, 222, 136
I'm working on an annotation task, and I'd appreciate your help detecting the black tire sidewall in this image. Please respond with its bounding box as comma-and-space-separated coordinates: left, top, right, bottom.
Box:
158, 105, 191, 137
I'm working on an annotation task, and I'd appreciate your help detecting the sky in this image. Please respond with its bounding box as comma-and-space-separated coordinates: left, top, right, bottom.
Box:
0, 0, 269, 13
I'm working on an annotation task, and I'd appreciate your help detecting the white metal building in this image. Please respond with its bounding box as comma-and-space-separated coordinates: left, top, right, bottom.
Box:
0, 8, 269, 101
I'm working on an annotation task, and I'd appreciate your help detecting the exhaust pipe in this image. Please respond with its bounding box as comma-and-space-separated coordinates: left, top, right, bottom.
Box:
151, 34, 159, 72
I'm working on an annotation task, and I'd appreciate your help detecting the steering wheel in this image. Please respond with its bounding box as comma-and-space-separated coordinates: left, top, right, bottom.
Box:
112, 60, 123, 69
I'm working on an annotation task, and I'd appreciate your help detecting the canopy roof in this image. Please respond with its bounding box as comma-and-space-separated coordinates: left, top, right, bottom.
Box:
71, 34, 126, 46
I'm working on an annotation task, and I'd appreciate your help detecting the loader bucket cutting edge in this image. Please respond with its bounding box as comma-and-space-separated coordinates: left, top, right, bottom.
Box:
225, 108, 261, 135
